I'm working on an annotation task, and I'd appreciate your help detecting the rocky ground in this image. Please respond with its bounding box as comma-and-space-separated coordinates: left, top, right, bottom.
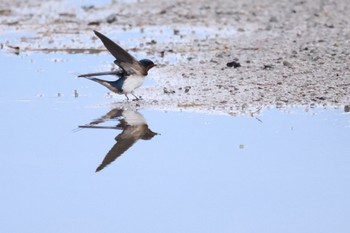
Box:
1, 0, 349, 115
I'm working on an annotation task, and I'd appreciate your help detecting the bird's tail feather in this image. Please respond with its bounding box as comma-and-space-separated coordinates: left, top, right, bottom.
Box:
82, 77, 121, 93
78, 71, 121, 78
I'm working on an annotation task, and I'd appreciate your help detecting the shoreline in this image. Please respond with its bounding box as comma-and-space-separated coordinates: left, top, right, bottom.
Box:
1, 0, 349, 114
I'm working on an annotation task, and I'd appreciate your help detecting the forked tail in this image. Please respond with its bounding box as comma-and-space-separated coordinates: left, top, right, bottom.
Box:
78, 70, 122, 78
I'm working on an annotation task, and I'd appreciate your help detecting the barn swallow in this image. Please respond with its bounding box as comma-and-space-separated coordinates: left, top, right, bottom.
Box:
78, 30, 156, 100
79, 108, 158, 172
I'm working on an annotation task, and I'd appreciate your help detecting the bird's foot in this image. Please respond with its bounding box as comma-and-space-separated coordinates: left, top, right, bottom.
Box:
131, 93, 142, 101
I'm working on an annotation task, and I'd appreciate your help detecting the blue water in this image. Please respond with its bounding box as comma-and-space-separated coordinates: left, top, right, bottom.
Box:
0, 52, 349, 233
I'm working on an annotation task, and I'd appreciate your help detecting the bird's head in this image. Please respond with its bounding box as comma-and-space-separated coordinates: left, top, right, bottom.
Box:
139, 59, 156, 72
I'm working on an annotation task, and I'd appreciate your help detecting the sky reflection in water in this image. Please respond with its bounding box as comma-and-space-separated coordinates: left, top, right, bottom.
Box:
0, 53, 349, 233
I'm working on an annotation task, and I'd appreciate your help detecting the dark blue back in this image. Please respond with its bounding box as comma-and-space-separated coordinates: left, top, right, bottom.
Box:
110, 76, 126, 92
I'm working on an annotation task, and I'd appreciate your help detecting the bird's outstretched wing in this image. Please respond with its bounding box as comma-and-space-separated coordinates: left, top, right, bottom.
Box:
94, 30, 147, 76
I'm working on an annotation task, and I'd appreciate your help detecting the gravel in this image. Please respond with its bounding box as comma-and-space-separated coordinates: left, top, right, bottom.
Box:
1, 0, 349, 114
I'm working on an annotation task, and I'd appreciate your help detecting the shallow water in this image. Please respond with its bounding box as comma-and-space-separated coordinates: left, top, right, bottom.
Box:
1, 52, 350, 233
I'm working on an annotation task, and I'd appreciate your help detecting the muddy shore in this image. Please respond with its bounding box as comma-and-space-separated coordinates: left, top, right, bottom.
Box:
1, 0, 349, 114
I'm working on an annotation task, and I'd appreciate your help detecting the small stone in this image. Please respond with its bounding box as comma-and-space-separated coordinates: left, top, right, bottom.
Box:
163, 87, 175, 94
344, 105, 350, 112
82, 5, 94, 11
325, 23, 334, 28
74, 90, 79, 98
88, 21, 100, 26
7, 45, 20, 55
226, 61, 241, 68
283, 60, 292, 67
146, 40, 157, 45
269, 16, 278, 22
106, 14, 117, 24
263, 64, 273, 70
316, 96, 326, 101
265, 25, 272, 30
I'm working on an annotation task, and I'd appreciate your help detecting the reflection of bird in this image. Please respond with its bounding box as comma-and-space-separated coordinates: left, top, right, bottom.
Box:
79, 108, 158, 172
78, 30, 156, 100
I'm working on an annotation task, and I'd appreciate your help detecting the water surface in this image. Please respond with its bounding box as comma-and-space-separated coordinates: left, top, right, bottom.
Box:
0, 52, 349, 233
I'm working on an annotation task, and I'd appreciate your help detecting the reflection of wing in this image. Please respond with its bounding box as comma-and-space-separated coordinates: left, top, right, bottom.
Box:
95, 125, 147, 172
94, 30, 147, 76
79, 107, 159, 172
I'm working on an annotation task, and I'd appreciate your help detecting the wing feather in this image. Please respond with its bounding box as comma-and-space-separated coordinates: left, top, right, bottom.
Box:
94, 30, 147, 76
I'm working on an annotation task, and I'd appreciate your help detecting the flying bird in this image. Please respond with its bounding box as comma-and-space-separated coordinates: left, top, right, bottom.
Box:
78, 30, 156, 100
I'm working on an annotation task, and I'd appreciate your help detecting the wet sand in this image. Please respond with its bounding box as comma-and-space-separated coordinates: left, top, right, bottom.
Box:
1, 0, 349, 114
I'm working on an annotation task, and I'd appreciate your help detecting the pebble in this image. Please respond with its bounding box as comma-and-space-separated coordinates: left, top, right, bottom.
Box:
106, 14, 117, 24
226, 61, 241, 68
263, 64, 273, 70
283, 60, 293, 67
163, 87, 175, 94
184, 86, 191, 93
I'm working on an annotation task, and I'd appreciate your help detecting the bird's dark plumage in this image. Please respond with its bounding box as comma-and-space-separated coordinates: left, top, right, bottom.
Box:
78, 30, 156, 100
86, 77, 125, 93
93, 30, 150, 76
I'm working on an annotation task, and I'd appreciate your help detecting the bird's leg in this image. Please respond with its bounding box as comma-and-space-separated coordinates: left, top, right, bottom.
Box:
131, 92, 140, 101
125, 94, 129, 101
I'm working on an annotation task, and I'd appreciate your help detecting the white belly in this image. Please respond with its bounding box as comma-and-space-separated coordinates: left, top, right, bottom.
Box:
122, 75, 145, 93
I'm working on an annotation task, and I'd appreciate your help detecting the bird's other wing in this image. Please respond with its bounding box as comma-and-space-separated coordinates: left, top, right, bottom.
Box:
94, 30, 147, 76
